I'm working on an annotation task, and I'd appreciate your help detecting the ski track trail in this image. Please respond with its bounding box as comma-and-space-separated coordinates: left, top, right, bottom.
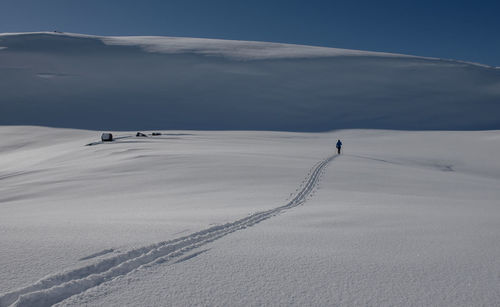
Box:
0, 154, 337, 307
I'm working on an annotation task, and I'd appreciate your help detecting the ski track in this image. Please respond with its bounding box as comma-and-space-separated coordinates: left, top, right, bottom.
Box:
78, 249, 115, 262
0, 154, 336, 307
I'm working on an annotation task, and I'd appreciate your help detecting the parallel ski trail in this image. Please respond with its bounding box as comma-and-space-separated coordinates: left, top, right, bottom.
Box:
0, 154, 336, 307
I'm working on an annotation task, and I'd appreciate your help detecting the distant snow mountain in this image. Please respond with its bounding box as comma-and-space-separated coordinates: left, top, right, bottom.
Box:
1, 32, 499, 131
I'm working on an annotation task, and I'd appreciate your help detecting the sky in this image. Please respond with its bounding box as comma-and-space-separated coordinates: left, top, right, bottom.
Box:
0, 0, 499, 66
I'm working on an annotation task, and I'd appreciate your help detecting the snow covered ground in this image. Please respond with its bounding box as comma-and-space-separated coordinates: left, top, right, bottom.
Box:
1, 32, 499, 131
1, 127, 499, 306
1, 31, 499, 306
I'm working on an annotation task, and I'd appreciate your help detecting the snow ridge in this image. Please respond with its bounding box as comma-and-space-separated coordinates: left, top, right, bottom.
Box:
0, 32, 416, 60
0, 154, 336, 307
100, 36, 414, 60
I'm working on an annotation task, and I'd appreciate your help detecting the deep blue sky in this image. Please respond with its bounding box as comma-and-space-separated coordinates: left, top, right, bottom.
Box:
1, 0, 499, 66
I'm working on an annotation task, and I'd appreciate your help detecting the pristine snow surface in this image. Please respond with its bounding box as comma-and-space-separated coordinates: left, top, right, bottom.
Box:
1, 32, 500, 131
1, 127, 499, 306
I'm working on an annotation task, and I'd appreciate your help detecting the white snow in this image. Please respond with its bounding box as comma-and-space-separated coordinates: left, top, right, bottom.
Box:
1, 32, 499, 131
1, 32, 499, 306
0, 31, 421, 60
1, 127, 499, 306
100, 36, 415, 60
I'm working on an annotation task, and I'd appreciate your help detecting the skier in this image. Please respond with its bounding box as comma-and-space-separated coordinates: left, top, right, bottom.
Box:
336, 139, 342, 154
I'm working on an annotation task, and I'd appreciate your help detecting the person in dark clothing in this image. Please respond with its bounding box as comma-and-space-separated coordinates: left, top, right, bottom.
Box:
336, 139, 342, 154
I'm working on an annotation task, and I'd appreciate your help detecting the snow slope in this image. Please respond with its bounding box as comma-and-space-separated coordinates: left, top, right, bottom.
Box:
1, 31, 499, 306
1, 32, 499, 131
1, 127, 499, 306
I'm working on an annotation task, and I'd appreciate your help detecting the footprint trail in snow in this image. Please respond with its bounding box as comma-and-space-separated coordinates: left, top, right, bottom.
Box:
0, 154, 336, 307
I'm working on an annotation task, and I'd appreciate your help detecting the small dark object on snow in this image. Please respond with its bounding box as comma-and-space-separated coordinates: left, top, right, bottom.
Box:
152, 132, 162, 136
136, 132, 148, 137
101, 133, 113, 142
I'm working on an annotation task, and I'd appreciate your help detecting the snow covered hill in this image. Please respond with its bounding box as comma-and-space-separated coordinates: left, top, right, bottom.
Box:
0, 127, 499, 306
1, 32, 499, 131
1, 32, 499, 306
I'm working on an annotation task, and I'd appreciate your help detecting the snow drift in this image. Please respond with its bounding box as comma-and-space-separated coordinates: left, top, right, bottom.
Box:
1, 32, 499, 131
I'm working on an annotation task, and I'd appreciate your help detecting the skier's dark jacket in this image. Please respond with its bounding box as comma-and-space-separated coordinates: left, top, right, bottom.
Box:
336, 140, 342, 148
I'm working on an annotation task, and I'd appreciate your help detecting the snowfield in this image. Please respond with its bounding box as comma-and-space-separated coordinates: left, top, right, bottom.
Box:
1, 127, 499, 306
1, 32, 500, 306
1, 32, 500, 131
